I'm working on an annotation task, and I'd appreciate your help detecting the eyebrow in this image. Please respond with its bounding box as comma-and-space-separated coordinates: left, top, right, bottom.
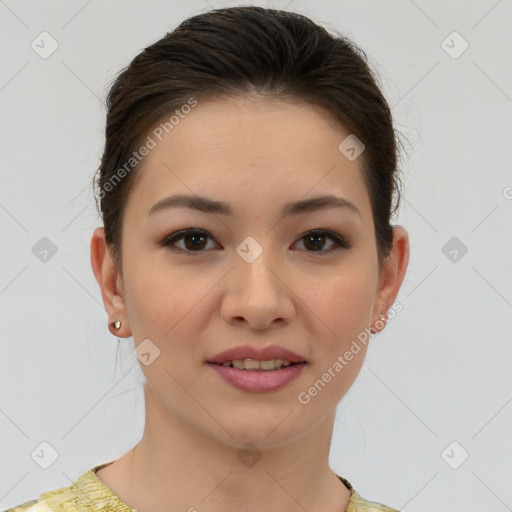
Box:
147, 193, 361, 219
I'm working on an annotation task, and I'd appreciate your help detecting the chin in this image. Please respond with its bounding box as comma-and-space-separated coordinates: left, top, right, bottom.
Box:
210, 409, 310, 450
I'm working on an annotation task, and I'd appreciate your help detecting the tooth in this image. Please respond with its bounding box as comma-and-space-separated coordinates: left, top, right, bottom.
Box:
226, 359, 294, 370
243, 359, 261, 370
259, 359, 277, 370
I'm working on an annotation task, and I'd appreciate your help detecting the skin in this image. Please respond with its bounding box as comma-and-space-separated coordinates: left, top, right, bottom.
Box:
90, 95, 409, 512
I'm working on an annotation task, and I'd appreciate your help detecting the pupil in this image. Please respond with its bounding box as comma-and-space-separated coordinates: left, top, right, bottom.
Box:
185, 233, 207, 250
304, 233, 325, 251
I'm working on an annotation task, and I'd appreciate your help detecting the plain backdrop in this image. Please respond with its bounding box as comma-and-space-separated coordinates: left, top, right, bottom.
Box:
1, 1, 511, 511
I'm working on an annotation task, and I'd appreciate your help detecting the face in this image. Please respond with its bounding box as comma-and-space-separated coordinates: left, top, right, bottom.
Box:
100, 96, 397, 449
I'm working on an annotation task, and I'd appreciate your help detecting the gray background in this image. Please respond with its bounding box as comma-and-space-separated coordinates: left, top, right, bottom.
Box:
1, 1, 511, 511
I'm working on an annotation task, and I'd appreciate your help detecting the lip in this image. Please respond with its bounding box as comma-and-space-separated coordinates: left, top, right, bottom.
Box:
207, 344, 307, 365
206, 361, 307, 392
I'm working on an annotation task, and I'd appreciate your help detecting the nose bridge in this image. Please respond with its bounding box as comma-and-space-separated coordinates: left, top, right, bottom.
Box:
234, 232, 281, 292
221, 232, 294, 327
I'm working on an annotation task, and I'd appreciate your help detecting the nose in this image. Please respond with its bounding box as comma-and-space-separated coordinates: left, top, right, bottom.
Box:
220, 244, 295, 331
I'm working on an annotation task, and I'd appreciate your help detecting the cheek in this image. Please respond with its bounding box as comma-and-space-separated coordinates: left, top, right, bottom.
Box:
122, 250, 199, 340
122, 251, 225, 356
122, 260, 212, 396
309, 262, 376, 339
299, 269, 375, 406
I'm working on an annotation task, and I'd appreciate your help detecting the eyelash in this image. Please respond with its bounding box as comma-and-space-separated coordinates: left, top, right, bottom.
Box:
160, 228, 351, 256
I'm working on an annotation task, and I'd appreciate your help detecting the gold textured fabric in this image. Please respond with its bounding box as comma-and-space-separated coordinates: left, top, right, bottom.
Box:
3, 462, 400, 512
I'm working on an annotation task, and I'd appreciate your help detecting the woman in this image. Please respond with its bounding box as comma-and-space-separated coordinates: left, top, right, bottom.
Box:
5, 6, 409, 512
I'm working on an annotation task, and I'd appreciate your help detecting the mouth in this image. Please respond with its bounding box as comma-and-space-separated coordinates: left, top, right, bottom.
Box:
205, 345, 308, 392
207, 359, 307, 371
205, 359, 308, 392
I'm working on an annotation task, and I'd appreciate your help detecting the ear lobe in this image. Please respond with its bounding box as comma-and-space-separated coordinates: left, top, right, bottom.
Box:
90, 227, 130, 336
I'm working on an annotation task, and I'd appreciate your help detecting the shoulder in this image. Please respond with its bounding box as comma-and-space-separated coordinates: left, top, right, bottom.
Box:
1, 498, 40, 512
2, 494, 63, 512
348, 491, 401, 511
339, 476, 401, 512
2, 464, 134, 512
2, 472, 86, 512
2, 486, 73, 512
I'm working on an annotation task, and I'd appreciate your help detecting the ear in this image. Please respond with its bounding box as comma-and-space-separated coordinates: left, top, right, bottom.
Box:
370, 225, 410, 334
90, 227, 131, 338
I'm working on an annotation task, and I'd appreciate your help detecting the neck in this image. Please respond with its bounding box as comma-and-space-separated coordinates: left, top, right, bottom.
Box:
97, 385, 351, 512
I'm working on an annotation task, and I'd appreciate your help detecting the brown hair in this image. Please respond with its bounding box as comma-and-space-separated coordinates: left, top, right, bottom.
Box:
93, 6, 403, 269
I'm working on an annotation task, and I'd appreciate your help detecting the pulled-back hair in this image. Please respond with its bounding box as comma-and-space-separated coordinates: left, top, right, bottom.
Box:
93, 6, 403, 268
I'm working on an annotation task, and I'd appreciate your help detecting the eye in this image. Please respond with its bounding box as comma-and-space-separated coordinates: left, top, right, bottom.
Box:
161, 228, 351, 256
291, 229, 351, 255
160, 229, 219, 254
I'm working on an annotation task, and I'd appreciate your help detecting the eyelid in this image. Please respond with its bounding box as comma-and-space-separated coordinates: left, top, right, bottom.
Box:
160, 228, 219, 255
292, 229, 352, 255
160, 228, 351, 254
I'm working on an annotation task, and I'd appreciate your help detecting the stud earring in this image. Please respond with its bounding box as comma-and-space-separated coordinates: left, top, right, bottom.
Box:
114, 320, 121, 330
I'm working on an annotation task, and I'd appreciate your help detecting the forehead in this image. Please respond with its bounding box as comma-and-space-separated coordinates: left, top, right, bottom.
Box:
124, 96, 371, 220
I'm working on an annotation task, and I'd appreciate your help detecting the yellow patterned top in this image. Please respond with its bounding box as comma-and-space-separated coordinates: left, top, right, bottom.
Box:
3, 462, 400, 512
